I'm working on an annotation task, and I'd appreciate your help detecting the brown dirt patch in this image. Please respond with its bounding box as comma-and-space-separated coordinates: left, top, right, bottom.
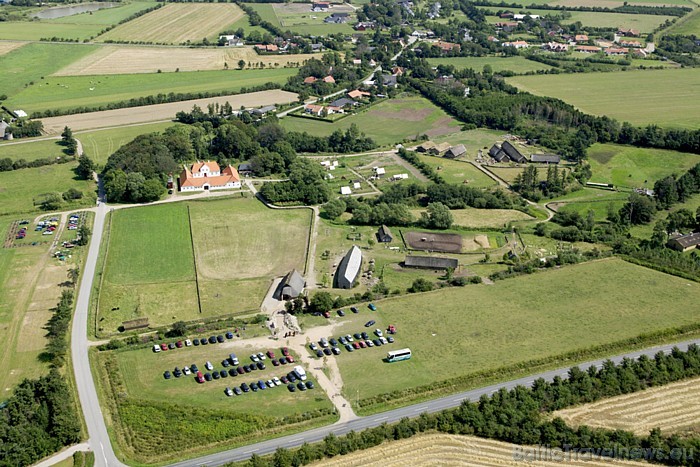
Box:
39, 89, 299, 133
54, 46, 323, 75
424, 117, 459, 138
371, 108, 432, 122
405, 231, 462, 253
0, 41, 25, 57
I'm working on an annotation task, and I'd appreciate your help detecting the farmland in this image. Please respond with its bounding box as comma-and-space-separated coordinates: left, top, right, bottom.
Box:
95, 342, 335, 464
507, 69, 700, 129
327, 258, 700, 411
427, 56, 553, 74
282, 97, 462, 146
666, 7, 700, 35
7, 68, 297, 114
587, 143, 700, 188
413, 207, 534, 228
50, 1, 158, 26
97, 197, 311, 333
561, 12, 674, 31
0, 43, 97, 99
0, 162, 96, 216
54, 46, 323, 75
246, 2, 358, 36
39, 89, 299, 133
416, 155, 497, 187
0, 41, 24, 56
553, 377, 700, 436
315, 433, 645, 466
98, 3, 246, 43
0, 138, 69, 162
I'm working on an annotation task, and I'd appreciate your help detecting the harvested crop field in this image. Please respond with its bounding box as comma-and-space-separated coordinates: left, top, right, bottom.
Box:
0, 41, 24, 56
54, 46, 323, 75
405, 231, 463, 253
39, 89, 298, 133
553, 377, 700, 436
98, 3, 245, 43
313, 433, 645, 466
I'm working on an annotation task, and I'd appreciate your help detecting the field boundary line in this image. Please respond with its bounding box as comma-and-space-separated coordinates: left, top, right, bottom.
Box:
186, 204, 203, 314
93, 210, 112, 338
303, 206, 315, 276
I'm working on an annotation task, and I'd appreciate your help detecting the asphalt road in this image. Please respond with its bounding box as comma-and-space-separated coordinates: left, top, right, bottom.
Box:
168, 338, 700, 467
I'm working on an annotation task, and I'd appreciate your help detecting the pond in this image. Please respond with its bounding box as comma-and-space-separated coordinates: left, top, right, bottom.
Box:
33, 2, 119, 20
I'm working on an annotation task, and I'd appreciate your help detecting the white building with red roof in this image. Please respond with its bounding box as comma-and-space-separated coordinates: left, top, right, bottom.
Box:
179, 161, 241, 192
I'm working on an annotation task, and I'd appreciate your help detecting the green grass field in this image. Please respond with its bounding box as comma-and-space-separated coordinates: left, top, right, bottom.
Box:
77, 121, 182, 165
417, 155, 497, 187
665, 7, 700, 35
507, 68, 700, 129
0, 43, 97, 99
51, 1, 158, 25
427, 56, 553, 74
0, 138, 69, 162
587, 143, 700, 188
561, 11, 674, 31
417, 207, 533, 228
330, 258, 700, 409
282, 97, 462, 146
0, 163, 96, 216
6, 68, 296, 114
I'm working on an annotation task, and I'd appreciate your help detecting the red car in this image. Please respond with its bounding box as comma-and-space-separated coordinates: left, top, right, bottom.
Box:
281, 347, 290, 357
176, 341, 183, 348
388, 325, 396, 334
266, 350, 275, 359
160, 343, 168, 351
286, 355, 295, 363
322, 311, 330, 318
196, 371, 205, 383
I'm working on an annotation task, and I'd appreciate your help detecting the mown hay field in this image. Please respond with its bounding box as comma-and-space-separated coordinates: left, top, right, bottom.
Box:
98, 3, 246, 43
412, 207, 534, 228
417, 155, 497, 187
427, 56, 553, 74
314, 433, 646, 466
54, 45, 323, 75
507, 69, 700, 129
553, 377, 700, 436
0, 41, 25, 56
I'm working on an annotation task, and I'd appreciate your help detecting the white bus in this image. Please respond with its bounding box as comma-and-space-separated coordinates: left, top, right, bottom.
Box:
387, 348, 411, 362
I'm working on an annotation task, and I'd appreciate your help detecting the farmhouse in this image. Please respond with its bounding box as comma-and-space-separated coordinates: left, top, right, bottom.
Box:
0, 120, 11, 140
355, 21, 376, 31
325, 12, 349, 23
667, 232, 700, 252
323, 75, 336, 83
417, 141, 449, 155
530, 153, 561, 164
444, 144, 466, 159
434, 40, 460, 52
312, 1, 330, 11
251, 105, 276, 117
335, 245, 362, 288
219, 35, 244, 47
503, 40, 529, 49
255, 44, 279, 53
489, 141, 526, 163
618, 27, 640, 37
179, 161, 241, 192
605, 47, 629, 56
619, 39, 643, 48
404, 255, 458, 270
377, 225, 393, 243
275, 270, 305, 300
514, 13, 540, 20
381, 74, 398, 87
576, 45, 601, 53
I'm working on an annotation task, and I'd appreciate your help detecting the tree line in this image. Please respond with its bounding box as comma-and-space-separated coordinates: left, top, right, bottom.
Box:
241, 345, 700, 467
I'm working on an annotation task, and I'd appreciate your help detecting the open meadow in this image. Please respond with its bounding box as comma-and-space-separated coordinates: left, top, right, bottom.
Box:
266, 2, 357, 35
561, 11, 674, 31
54, 45, 323, 75
417, 155, 497, 187
39, 89, 299, 133
553, 377, 700, 436
314, 433, 646, 466
326, 258, 700, 411
665, 7, 700, 34
427, 56, 553, 74
0, 43, 96, 99
95, 342, 335, 464
507, 68, 700, 129
587, 143, 700, 188
7, 68, 297, 114
97, 3, 246, 43
282, 97, 462, 147
0, 138, 69, 162
97, 197, 311, 333
413, 207, 534, 228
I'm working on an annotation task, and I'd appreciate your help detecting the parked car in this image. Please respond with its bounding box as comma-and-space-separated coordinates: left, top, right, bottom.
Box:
352, 342, 360, 349
225, 331, 234, 339
322, 311, 330, 318
366, 340, 374, 347
257, 352, 266, 360
266, 380, 274, 388
338, 336, 347, 345
256, 361, 265, 370
176, 341, 183, 348
272, 377, 281, 386
250, 354, 259, 362
183, 366, 191, 375
199, 338, 207, 346
241, 383, 250, 393
193, 339, 200, 347
365, 320, 375, 327
205, 361, 213, 371
257, 380, 266, 390
368, 303, 377, 311
281, 375, 289, 384
266, 350, 275, 359
287, 372, 297, 382
271, 359, 279, 367
212, 371, 220, 380
173, 367, 182, 378
208, 336, 217, 344
297, 382, 307, 391
282, 347, 290, 357
315, 350, 324, 358
387, 336, 395, 343
359, 341, 367, 348
153, 344, 161, 353
204, 373, 212, 381
379, 336, 388, 345
350, 306, 358, 313
387, 325, 396, 334
279, 357, 287, 365
250, 382, 258, 392
185, 339, 192, 347
225, 387, 233, 397
329, 338, 338, 347
221, 359, 230, 368
309, 343, 318, 351
163, 371, 171, 379
288, 383, 296, 392
237, 366, 244, 375
286, 355, 295, 363
375, 329, 383, 337
345, 334, 354, 342
332, 347, 341, 355
220, 370, 229, 378
337, 309, 345, 317
354, 333, 362, 340
160, 343, 168, 351
217, 335, 225, 343
243, 365, 251, 373
228, 368, 238, 377
168, 342, 176, 350
361, 332, 369, 340
229, 353, 239, 365
319, 338, 329, 348
373, 339, 382, 346
305, 381, 315, 390
345, 344, 354, 352
196, 371, 205, 383
233, 387, 242, 395
191, 364, 199, 373
323, 348, 332, 356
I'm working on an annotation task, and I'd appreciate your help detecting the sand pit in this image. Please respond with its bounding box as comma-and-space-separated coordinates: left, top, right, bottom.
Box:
404, 231, 462, 253
39, 89, 298, 133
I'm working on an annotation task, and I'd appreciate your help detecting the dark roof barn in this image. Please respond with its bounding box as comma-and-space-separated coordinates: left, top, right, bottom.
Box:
404, 255, 458, 270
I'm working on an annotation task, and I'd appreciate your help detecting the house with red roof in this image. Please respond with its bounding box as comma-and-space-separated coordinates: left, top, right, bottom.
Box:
179, 161, 241, 192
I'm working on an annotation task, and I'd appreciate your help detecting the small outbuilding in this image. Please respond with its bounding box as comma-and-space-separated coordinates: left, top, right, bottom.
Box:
444, 144, 466, 159
667, 232, 700, 252
377, 225, 393, 243
340, 186, 352, 195
403, 255, 458, 270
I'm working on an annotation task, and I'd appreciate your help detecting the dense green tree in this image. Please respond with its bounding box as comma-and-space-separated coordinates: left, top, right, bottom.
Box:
321, 199, 347, 220
619, 193, 656, 225
39, 193, 63, 211
421, 202, 453, 229
76, 153, 95, 180
310, 291, 334, 313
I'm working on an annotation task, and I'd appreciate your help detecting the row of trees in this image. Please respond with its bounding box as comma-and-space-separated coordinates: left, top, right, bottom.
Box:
245, 345, 700, 467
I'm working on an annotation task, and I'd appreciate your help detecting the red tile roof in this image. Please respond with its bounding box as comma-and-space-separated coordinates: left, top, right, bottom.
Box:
180, 162, 239, 189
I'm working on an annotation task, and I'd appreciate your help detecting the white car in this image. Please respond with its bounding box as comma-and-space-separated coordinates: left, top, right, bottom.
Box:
257, 352, 266, 360
375, 329, 383, 337
184, 339, 192, 347
250, 354, 259, 362
205, 361, 213, 371
379, 336, 388, 345
225, 387, 233, 397
345, 334, 354, 342
153, 344, 161, 353
272, 377, 281, 386
183, 366, 191, 375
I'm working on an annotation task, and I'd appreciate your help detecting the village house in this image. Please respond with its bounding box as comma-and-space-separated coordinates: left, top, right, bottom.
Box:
219, 35, 244, 47
335, 245, 362, 288
179, 161, 241, 192
0, 120, 11, 140
514, 13, 540, 20
324, 12, 349, 23
355, 21, 376, 31
489, 141, 527, 163
404, 255, 458, 270
495, 21, 518, 31
322, 75, 336, 83
303, 76, 318, 84
255, 44, 279, 53
348, 89, 371, 99
605, 47, 629, 56
618, 27, 640, 37
576, 45, 602, 53
329, 97, 357, 108
619, 39, 643, 48
574, 34, 589, 42
544, 42, 568, 52
503, 40, 529, 49
434, 40, 460, 52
